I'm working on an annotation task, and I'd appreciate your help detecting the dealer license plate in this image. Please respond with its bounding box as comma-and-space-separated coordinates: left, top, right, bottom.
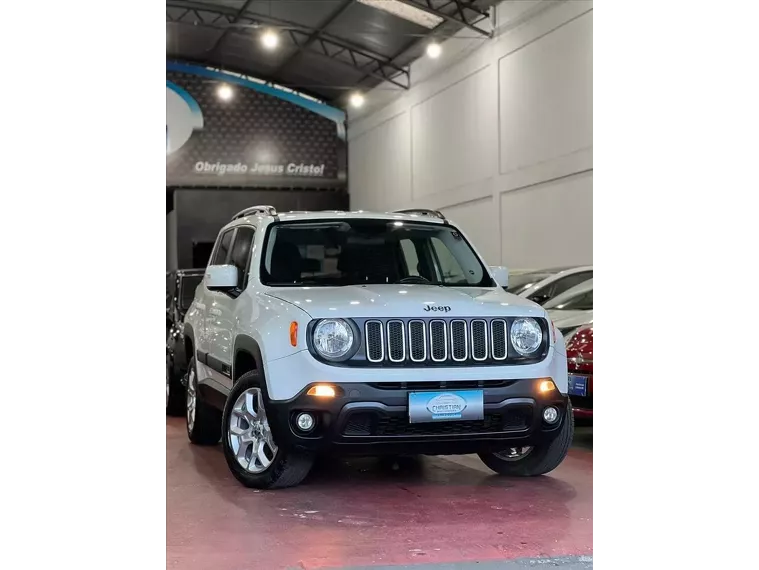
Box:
568, 375, 588, 397
408, 390, 484, 423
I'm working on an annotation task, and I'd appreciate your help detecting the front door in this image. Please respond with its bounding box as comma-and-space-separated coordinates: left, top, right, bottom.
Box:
195, 228, 234, 392
205, 225, 256, 394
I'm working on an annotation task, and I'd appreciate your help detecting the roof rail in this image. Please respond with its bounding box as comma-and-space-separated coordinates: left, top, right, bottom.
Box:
394, 208, 446, 221
231, 205, 278, 221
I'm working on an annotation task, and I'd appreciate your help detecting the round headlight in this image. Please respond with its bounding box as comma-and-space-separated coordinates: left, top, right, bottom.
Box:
313, 319, 355, 360
510, 318, 543, 355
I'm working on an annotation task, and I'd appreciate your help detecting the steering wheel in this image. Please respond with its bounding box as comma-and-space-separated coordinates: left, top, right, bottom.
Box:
399, 276, 431, 284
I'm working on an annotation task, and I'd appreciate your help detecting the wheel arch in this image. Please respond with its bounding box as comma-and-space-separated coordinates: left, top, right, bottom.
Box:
183, 323, 195, 361
233, 335, 269, 392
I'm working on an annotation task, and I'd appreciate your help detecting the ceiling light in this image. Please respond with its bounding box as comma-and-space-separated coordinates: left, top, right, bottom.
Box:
261, 29, 279, 50
349, 92, 365, 108
357, 0, 443, 29
217, 84, 234, 101
426, 42, 442, 59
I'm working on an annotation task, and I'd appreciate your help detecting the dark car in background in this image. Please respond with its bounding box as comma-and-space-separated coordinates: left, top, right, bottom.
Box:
166, 269, 204, 415
566, 325, 593, 423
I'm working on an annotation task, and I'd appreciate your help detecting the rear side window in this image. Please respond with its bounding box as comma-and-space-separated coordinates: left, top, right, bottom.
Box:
212, 230, 234, 265
547, 271, 593, 298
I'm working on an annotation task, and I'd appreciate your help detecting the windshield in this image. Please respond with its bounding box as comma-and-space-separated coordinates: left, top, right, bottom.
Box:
507, 272, 552, 294
260, 219, 493, 287
545, 289, 593, 311
180, 275, 203, 310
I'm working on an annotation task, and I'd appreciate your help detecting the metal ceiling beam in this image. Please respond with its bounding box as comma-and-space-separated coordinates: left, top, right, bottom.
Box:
206, 0, 256, 56
166, 1, 409, 91
394, 0, 493, 38
273, 0, 355, 77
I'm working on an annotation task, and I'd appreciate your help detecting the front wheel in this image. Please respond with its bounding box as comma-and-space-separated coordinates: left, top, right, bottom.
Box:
221, 371, 314, 489
478, 402, 574, 476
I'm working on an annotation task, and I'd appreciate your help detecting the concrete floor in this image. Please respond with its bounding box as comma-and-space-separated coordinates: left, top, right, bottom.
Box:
167, 418, 593, 569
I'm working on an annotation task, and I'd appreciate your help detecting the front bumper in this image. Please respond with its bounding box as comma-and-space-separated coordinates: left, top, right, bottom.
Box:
266, 379, 569, 456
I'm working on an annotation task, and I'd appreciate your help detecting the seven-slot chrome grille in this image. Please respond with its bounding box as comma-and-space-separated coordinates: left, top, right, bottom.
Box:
364, 318, 520, 366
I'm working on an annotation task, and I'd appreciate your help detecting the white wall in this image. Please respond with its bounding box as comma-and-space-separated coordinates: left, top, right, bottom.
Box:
348, 0, 592, 269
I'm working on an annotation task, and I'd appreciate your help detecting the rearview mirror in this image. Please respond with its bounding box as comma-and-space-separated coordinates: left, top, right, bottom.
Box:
490, 266, 509, 288
206, 265, 238, 291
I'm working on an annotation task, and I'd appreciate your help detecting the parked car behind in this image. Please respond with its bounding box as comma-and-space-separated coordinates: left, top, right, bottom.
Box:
566, 325, 593, 422
167, 269, 205, 415
507, 266, 592, 306
544, 278, 593, 342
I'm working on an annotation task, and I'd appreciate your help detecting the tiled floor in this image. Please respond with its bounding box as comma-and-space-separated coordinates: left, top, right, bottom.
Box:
167, 418, 592, 569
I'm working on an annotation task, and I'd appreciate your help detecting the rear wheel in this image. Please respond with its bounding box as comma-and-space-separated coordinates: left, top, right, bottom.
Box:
478, 402, 574, 476
221, 371, 314, 489
185, 357, 222, 445
166, 353, 185, 416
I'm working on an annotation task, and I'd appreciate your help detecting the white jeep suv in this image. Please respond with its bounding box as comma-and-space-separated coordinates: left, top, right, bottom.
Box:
182, 206, 572, 489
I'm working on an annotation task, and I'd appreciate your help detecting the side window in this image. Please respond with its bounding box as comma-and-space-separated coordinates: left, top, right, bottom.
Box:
211, 230, 234, 265
548, 271, 593, 298
430, 237, 467, 284
230, 227, 255, 290
399, 239, 420, 276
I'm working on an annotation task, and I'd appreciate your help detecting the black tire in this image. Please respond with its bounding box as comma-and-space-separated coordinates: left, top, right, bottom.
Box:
221, 370, 314, 489
185, 357, 222, 445
478, 402, 575, 477
166, 353, 185, 416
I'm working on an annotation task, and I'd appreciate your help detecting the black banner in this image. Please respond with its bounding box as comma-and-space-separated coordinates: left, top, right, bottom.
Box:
166, 62, 347, 188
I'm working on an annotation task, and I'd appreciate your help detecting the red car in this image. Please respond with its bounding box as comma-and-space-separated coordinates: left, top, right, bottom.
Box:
566, 325, 593, 421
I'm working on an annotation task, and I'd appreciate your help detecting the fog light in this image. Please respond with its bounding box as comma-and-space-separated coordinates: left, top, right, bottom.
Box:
296, 412, 315, 432
543, 407, 559, 424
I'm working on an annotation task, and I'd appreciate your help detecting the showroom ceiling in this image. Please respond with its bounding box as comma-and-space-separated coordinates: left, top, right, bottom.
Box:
166, 0, 499, 106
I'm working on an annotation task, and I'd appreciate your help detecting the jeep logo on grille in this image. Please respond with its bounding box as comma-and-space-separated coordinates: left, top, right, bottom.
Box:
423, 305, 451, 312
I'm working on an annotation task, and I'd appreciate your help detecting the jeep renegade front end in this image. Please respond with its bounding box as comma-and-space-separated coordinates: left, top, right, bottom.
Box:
183, 206, 572, 489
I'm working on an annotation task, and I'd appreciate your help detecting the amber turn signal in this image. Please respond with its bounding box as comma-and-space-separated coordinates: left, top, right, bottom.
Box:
307, 385, 337, 398
289, 321, 298, 347
539, 379, 557, 393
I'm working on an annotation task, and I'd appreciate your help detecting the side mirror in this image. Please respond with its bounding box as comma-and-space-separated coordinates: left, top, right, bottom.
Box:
206, 265, 238, 291
530, 294, 551, 305
490, 266, 509, 288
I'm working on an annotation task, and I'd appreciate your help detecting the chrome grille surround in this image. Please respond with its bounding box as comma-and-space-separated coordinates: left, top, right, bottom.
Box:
450, 320, 468, 362
386, 320, 406, 362
470, 319, 488, 361
490, 319, 508, 360
365, 320, 384, 363
408, 320, 427, 362
360, 317, 541, 366
429, 320, 448, 362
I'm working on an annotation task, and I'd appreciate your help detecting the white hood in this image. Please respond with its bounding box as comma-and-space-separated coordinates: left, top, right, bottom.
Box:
266, 284, 546, 319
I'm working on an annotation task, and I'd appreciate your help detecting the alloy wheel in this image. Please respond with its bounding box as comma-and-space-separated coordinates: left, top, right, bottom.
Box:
228, 387, 278, 474
494, 446, 534, 461
186, 366, 197, 431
